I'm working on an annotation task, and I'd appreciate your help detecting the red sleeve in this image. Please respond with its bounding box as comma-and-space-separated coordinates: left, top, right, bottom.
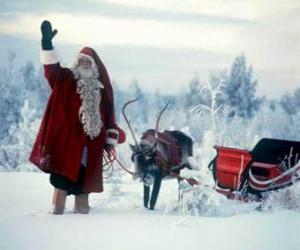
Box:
40, 49, 67, 89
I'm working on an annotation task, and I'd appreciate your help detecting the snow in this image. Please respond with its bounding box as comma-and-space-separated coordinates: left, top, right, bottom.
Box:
0, 172, 299, 250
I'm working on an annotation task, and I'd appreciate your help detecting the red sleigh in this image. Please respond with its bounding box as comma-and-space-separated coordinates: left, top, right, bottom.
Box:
210, 138, 300, 200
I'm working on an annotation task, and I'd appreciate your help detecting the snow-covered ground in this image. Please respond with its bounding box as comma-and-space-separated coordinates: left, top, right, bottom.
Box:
0, 172, 299, 250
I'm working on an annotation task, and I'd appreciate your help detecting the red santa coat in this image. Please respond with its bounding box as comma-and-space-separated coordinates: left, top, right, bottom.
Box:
29, 48, 122, 193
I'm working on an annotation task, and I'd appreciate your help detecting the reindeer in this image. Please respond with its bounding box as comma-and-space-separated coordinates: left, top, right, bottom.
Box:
122, 99, 197, 210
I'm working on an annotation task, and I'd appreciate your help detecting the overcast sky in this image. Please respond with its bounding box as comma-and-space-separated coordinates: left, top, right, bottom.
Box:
0, 0, 299, 98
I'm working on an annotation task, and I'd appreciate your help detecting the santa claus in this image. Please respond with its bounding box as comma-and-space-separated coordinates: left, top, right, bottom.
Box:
29, 20, 125, 214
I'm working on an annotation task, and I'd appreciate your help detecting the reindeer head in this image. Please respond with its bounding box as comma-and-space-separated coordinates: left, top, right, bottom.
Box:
129, 130, 157, 179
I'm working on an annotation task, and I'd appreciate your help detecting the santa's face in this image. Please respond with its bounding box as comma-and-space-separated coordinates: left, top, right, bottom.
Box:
78, 57, 92, 69
72, 54, 100, 81
75, 57, 96, 79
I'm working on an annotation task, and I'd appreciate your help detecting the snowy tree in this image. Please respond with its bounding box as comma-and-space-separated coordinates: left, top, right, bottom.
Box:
224, 54, 261, 118
22, 64, 50, 114
183, 75, 206, 108
190, 80, 225, 172
0, 52, 23, 144
280, 88, 300, 115
208, 69, 228, 108
0, 51, 51, 170
0, 53, 48, 145
191, 80, 224, 131
0, 100, 40, 170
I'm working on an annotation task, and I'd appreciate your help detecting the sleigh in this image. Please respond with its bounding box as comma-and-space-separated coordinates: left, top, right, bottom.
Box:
210, 138, 300, 200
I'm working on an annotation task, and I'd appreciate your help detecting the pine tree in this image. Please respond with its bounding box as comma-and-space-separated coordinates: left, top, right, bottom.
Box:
280, 88, 300, 115
224, 54, 261, 118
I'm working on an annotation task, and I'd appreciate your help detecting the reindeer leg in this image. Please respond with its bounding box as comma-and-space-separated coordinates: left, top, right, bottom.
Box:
149, 171, 162, 210
143, 184, 150, 208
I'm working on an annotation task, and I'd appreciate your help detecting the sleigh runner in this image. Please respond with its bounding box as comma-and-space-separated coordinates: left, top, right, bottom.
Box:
210, 138, 300, 199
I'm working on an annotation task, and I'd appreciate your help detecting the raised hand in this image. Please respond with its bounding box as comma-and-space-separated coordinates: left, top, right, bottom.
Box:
41, 20, 58, 50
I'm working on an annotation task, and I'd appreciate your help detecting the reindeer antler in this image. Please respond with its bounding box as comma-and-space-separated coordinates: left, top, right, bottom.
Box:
122, 98, 140, 147
155, 101, 170, 138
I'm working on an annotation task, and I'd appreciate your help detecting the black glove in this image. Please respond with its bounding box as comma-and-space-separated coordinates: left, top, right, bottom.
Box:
41, 20, 57, 50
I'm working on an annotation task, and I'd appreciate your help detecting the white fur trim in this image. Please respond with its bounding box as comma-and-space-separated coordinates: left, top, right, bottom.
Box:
78, 53, 95, 64
106, 137, 118, 145
40, 49, 59, 65
106, 128, 119, 145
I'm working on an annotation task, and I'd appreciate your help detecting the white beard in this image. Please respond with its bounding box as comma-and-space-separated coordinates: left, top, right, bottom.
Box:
72, 66, 104, 140
73, 66, 97, 79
